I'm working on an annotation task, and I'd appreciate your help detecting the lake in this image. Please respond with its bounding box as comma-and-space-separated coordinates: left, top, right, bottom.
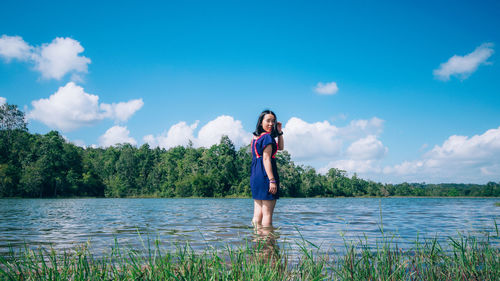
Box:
0, 198, 498, 257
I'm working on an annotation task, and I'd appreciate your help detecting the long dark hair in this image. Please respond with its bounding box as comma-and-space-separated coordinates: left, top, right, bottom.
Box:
253, 110, 278, 138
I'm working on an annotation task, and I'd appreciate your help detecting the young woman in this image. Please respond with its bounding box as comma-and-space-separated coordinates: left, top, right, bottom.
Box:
250, 110, 284, 227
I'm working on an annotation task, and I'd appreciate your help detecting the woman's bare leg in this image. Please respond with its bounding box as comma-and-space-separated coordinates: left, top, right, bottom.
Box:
253, 200, 263, 226
262, 200, 276, 227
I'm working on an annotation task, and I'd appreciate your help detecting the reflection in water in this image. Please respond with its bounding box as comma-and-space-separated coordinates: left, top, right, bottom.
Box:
252, 225, 280, 265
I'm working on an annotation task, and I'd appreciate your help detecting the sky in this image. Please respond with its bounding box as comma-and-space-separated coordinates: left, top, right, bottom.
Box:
1, 0, 499, 184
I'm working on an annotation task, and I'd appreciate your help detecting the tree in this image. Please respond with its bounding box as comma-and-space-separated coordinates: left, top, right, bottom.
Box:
200, 136, 238, 197
20, 159, 44, 197
0, 103, 27, 131
301, 167, 324, 197
136, 144, 154, 194
326, 168, 348, 196
277, 151, 301, 197
0, 163, 15, 197
114, 144, 139, 196
161, 145, 186, 197
234, 144, 252, 196
191, 174, 215, 197
62, 143, 84, 196
37, 131, 66, 197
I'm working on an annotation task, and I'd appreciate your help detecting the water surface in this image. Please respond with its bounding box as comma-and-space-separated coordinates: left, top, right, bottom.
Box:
0, 198, 498, 256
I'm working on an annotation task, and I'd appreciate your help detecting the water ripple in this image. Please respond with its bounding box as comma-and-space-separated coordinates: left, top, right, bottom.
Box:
0, 198, 498, 257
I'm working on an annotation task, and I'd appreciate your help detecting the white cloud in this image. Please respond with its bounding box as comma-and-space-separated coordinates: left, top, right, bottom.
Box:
316, 135, 387, 175
70, 139, 87, 148
33, 37, 91, 80
28, 82, 143, 131
197, 115, 250, 148
339, 117, 385, 140
434, 42, 494, 81
0, 35, 32, 61
426, 129, 500, 161
288, 117, 387, 160
100, 99, 144, 122
284, 117, 342, 160
320, 159, 382, 174
99, 126, 137, 147
0, 35, 91, 80
346, 135, 388, 160
0, 97, 6, 105
144, 115, 251, 150
143, 134, 156, 146
143, 121, 198, 149
281, 117, 389, 178
314, 81, 338, 95
28, 82, 101, 131
383, 161, 424, 176
284, 116, 388, 174
384, 126, 500, 183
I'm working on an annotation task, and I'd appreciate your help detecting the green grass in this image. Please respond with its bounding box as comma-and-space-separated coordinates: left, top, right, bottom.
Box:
495, 202, 500, 207
1, 229, 499, 281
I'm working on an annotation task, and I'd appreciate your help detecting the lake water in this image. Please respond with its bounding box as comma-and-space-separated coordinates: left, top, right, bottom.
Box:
0, 198, 499, 257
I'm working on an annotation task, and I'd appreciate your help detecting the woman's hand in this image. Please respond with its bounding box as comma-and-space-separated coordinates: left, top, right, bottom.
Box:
276, 122, 284, 150
269, 182, 278, 195
277, 122, 282, 134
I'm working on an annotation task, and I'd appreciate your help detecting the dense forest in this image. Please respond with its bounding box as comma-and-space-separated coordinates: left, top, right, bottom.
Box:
1, 103, 499, 198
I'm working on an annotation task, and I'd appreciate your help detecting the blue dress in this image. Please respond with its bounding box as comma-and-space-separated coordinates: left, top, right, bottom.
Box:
250, 133, 280, 200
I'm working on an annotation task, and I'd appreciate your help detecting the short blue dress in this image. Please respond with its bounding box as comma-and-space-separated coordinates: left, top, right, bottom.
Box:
250, 133, 280, 200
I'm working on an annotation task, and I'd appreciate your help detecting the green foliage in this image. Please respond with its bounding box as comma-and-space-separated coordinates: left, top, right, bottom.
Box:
1, 231, 498, 280
1, 104, 499, 198
0, 103, 27, 131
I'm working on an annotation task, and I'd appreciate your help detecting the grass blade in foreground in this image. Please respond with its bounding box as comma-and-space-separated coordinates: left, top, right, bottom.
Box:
0, 232, 498, 280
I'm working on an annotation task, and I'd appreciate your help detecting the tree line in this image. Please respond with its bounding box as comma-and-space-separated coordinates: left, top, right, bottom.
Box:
1, 103, 499, 198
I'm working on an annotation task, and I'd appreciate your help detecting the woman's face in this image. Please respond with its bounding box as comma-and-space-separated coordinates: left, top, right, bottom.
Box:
261, 114, 276, 133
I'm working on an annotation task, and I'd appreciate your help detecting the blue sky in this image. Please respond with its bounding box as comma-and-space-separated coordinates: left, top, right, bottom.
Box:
1, 0, 499, 183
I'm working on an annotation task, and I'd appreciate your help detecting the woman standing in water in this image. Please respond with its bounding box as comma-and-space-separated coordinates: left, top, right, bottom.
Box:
250, 110, 284, 227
